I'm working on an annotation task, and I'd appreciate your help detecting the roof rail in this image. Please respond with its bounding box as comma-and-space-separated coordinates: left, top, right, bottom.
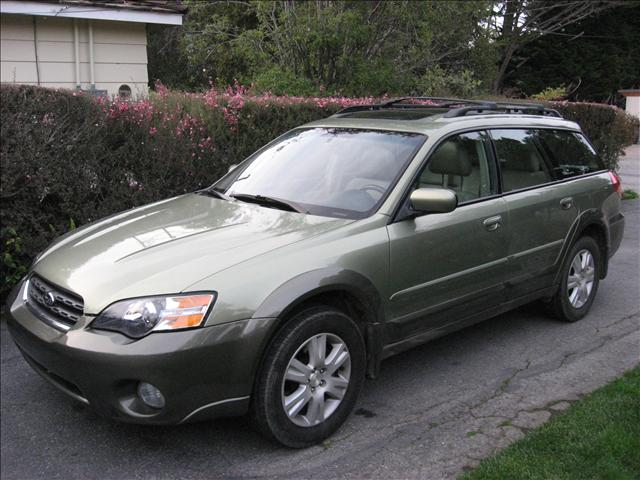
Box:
333, 97, 563, 118
443, 103, 562, 118
334, 96, 484, 115
380, 96, 488, 107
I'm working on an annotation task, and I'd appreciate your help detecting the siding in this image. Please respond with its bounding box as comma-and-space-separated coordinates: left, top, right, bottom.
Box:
1, 14, 149, 97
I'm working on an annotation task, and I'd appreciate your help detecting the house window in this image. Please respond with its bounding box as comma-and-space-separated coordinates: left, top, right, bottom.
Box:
118, 84, 132, 99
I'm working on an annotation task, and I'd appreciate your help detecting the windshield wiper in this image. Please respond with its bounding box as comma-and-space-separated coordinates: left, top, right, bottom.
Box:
230, 193, 304, 213
196, 188, 233, 201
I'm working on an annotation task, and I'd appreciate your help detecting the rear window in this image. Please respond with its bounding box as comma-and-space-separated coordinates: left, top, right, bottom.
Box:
537, 130, 604, 178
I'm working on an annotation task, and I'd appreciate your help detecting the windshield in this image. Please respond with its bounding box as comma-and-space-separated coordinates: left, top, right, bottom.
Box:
212, 128, 426, 219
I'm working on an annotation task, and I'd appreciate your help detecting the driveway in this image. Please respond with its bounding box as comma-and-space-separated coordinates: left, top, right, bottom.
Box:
619, 143, 640, 191
1, 200, 638, 480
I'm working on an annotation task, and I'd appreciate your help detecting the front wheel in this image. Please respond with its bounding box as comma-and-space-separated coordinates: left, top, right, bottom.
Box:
547, 236, 601, 322
252, 306, 365, 448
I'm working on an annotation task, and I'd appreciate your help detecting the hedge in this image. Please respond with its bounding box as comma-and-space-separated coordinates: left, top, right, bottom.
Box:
1, 84, 638, 298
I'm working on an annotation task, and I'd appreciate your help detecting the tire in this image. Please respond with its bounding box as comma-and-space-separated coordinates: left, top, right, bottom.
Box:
547, 236, 601, 322
252, 305, 366, 448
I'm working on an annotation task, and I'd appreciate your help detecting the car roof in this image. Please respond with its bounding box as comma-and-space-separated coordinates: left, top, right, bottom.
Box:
300, 102, 581, 136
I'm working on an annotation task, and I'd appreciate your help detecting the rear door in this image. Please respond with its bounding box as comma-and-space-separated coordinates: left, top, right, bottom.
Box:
386, 131, 509, 342
491, 128, 580, 299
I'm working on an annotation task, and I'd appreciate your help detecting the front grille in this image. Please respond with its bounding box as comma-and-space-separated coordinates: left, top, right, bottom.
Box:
26, 274, 84, 332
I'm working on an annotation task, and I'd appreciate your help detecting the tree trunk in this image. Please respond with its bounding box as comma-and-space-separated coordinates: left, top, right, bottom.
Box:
492, 40, 517, 94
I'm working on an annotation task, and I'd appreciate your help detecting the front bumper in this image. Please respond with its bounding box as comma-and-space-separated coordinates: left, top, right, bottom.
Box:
6, 280, 275, 424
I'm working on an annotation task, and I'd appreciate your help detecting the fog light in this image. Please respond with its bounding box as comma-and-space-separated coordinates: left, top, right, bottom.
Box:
137, 382, 165, 409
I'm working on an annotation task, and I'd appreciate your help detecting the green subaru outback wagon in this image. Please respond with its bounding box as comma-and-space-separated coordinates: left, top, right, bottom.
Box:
7, 98, 625, 447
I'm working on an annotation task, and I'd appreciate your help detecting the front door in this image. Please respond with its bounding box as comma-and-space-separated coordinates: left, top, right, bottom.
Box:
386, 131, 510, 342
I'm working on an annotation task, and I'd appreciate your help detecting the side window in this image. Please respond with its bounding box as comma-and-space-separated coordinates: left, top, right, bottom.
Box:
491, 129, 553, 192
419, 131, 497, 204
537, 129, 603, 178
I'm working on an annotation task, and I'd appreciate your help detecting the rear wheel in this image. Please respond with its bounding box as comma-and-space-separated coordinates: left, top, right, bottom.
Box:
547, 236, 601, 322
252, 306, 365, 448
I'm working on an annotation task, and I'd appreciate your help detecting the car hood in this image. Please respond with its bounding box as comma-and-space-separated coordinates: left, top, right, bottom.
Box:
33, 194, 353, 314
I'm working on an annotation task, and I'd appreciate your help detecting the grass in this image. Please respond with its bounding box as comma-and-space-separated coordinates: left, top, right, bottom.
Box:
463, 366, 640, 480
622, 189, 639, 200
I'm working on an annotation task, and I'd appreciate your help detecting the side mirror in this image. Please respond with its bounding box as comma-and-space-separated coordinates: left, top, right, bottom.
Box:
228, 164, 238, 173
410, 188, 457, 214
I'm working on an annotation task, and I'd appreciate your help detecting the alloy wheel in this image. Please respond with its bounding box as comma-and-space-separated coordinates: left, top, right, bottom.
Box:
567, 249, 595, 309
281, 333, 351, 427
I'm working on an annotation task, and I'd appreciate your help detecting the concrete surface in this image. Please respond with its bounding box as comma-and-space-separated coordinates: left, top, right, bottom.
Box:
619, 144, 640, 192
1, 202, 638, 480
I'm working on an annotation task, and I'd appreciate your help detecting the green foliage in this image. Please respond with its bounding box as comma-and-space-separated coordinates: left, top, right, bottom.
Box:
622, 189, 639, 201
149, 0, 495, 97
531, 86, 567, 101
252, 66, 319, 97
463, 367, 640, 479
145, 2, 635, 101
1, 228, 29, 296
415, 67, 482, 98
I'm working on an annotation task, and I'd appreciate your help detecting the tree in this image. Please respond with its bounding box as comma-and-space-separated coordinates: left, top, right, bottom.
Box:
505, 4, 640, 102
487, 0, 625, 94
248, 1, 496, 95
148, 0, 495, 96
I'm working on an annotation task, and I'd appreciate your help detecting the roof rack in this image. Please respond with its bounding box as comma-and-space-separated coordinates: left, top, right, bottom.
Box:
443, 102, 562, 118
335, 96, 481, 115
380, 97, 487, 108
334, 97, 562, 118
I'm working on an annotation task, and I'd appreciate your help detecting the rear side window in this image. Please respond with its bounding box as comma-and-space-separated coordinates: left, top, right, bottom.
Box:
491, 129, 553, 192
537, 129, 604, 178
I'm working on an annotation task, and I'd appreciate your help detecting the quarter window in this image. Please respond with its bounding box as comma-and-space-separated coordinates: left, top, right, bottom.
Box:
418, 131, 497, 204
491, 129, 553, 192
537, 129, 603, 178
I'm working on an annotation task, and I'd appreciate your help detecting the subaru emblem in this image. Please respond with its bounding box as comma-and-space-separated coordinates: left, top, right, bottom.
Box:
45, 291, 56, 306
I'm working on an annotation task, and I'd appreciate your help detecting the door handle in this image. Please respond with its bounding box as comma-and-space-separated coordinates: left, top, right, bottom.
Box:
560, 197, 573, 210
483, 215, 502, 231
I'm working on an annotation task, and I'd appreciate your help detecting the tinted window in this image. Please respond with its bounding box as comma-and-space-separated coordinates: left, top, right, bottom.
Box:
538, 129, 603, 178
214, 128, 425, 219
418, 131, 497, 203
491, 129, 553, 192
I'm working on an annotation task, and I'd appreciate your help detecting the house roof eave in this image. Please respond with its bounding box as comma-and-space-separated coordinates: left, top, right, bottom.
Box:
0, 1, 185, 25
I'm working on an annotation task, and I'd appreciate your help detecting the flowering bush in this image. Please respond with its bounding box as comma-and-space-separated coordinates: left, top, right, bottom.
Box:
0, 83, 637, 299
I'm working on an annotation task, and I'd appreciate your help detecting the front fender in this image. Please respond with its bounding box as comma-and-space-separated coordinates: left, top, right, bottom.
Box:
252, 267, 386, 378
253, 267, 383, 321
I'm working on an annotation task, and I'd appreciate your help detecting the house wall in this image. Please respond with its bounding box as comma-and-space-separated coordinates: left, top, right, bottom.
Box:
625, 96, 640, 120
1, 14, 148, 97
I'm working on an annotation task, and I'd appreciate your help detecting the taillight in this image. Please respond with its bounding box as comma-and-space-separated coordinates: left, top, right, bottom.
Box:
609, 170, 622, 196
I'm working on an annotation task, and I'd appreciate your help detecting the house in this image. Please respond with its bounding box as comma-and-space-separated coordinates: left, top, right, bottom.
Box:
0, 0, 186, 97
619, 89, 640, 143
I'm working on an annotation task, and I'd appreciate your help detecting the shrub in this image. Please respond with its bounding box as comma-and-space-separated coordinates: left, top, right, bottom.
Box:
549, 101, 639, 169
1, 84, 637, 299
532, 86, 567, 101
416, 67, 482, 98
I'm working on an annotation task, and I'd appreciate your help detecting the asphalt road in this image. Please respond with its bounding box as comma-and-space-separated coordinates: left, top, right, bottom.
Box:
2, 200, 639, 480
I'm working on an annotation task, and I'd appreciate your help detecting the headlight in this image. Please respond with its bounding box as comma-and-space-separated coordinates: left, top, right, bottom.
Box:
91, 293, 216, 339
